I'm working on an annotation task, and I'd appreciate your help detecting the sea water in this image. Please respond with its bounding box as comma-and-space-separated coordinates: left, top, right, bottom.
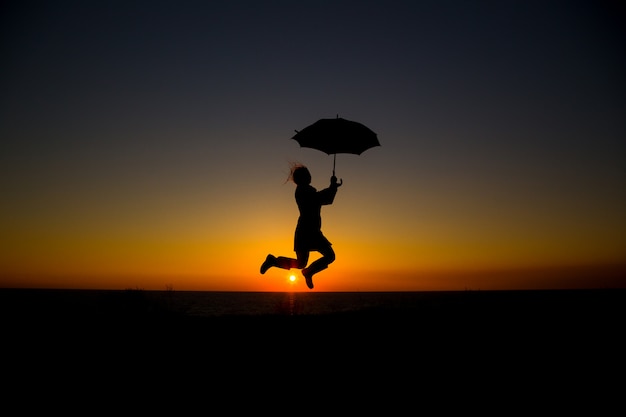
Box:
163, 290, 436, 316
1, 287, 623, 321
0, 288, 459, 318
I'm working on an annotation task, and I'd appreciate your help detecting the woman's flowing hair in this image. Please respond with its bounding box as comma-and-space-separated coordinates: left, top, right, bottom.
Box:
285, 161, 307, 184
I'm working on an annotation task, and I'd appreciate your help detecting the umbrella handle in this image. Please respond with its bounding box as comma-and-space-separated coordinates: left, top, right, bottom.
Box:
331, 154, 342, 186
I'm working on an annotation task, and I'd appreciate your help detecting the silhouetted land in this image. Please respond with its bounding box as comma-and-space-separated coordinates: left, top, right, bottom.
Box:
3, 288, 623, 347
2, 288, 623, 402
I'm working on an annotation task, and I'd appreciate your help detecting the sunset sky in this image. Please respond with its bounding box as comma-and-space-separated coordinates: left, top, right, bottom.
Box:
1, 0, 625, 291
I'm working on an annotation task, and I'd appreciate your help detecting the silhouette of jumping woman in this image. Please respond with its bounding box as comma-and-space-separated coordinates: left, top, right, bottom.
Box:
260, 163, 342, 289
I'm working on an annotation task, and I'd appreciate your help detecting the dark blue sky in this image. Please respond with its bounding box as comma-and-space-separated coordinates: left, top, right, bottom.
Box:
1, 0, 625, 290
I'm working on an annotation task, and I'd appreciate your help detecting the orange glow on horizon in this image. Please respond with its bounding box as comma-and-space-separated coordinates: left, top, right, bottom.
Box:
2, 261, 624, 292
1, 178, 624, 292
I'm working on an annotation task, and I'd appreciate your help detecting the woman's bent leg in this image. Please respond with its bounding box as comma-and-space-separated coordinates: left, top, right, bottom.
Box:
261, 252, 309, 273
302, 246, 335, 289
275, 256, 299, 269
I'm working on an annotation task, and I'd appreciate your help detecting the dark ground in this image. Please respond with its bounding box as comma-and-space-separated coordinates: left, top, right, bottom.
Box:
2, 288, 623, 408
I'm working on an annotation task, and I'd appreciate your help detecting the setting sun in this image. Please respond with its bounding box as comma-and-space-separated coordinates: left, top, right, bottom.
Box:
289, 274, 297, 282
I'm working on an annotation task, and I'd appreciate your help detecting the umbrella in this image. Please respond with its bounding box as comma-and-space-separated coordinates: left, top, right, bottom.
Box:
292, 116, 380, 175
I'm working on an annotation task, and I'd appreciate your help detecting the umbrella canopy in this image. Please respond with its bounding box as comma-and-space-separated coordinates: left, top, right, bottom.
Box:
292, 117, 380, 174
